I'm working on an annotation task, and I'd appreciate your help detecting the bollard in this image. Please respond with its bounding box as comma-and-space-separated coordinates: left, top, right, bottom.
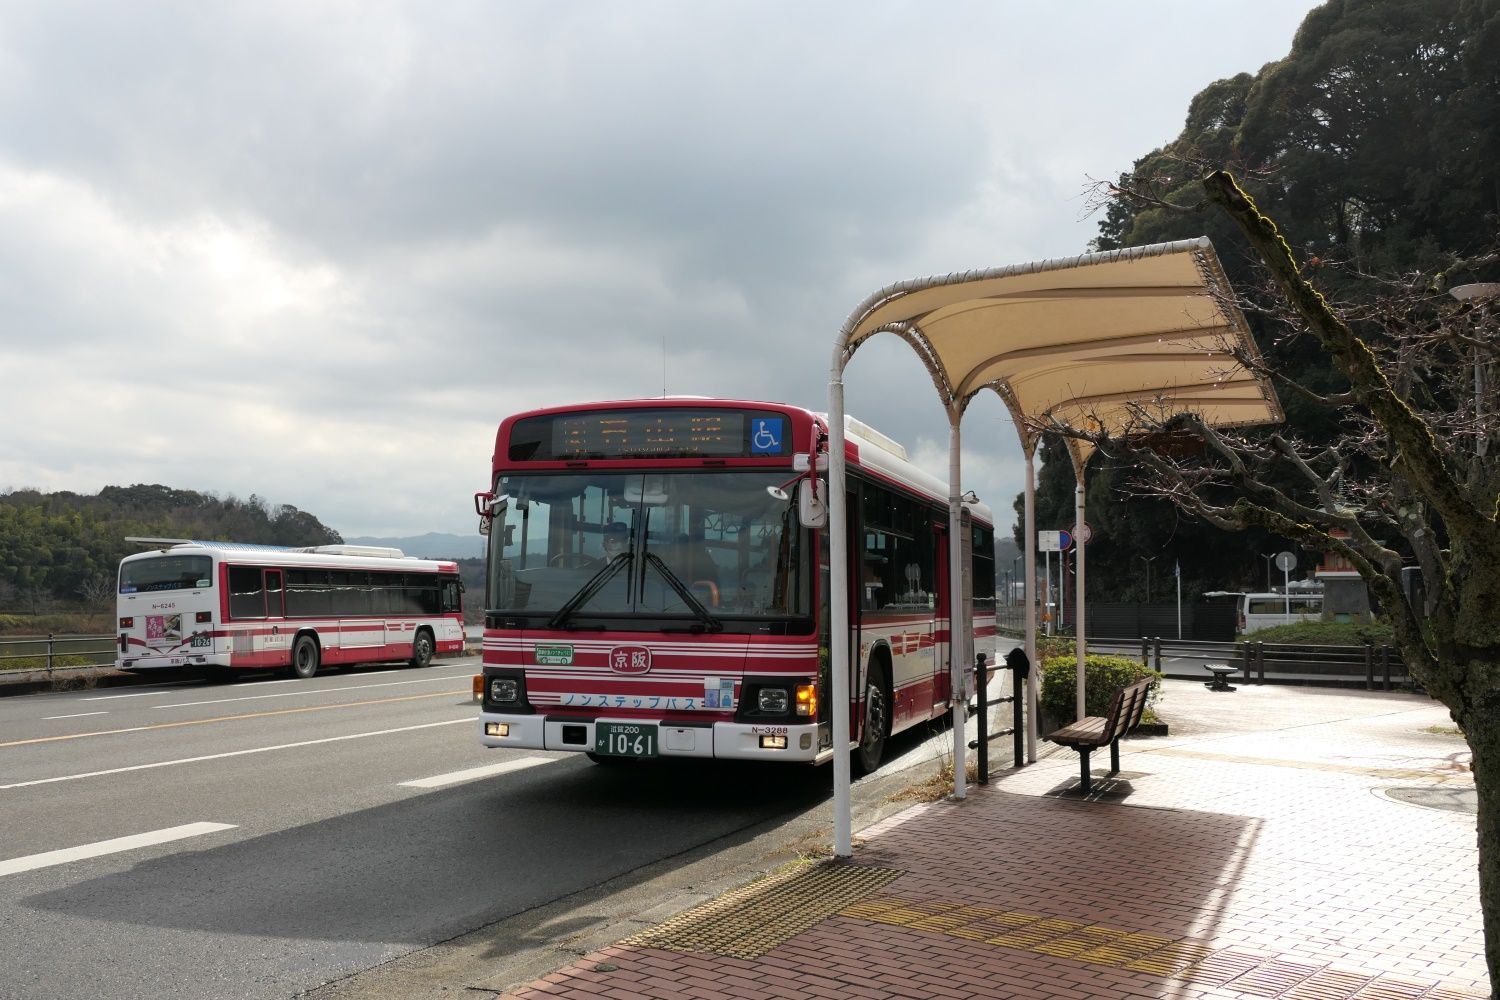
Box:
1256, 641, 1265, 684
1152, 636, 1162, 674
975, 652, 989, 786
1381, 644, 1391, 690
1364, 641, 1374, 691
46, 633, 54, 674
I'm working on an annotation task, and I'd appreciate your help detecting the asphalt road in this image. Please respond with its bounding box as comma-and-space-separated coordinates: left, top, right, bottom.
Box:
0, 656, 972, 1000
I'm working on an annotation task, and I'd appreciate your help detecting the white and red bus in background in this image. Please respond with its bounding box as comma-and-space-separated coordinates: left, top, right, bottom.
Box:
474, 398, 997, 770
116, 540, 466, 677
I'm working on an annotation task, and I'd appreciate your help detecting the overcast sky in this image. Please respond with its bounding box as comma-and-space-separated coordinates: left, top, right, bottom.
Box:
0, 1, 1321, 539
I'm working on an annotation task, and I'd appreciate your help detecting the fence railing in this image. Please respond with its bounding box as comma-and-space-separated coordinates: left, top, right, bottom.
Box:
1137, 636, 1409, 691
0, 634, 117, 672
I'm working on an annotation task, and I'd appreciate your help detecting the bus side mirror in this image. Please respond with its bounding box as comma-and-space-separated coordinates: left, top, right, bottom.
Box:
799, 478, 827, 528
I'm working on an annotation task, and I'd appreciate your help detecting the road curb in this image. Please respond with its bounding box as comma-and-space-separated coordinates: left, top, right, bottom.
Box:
0, 665, 164, 697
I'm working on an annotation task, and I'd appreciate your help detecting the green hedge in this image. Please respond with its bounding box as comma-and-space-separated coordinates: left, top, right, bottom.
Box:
1241, 620, 1394, 644
1041, 653, 1160, 726
0, 654, 98, 673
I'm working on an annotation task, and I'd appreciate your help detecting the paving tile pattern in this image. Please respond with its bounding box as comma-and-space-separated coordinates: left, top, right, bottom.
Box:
497, 682, 1489, 1000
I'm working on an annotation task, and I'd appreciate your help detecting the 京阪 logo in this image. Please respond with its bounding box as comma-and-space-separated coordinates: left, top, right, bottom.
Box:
609, 645, 652, 674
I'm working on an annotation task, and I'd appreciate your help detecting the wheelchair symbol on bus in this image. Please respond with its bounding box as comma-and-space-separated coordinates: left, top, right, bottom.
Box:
751, 419, 783, 454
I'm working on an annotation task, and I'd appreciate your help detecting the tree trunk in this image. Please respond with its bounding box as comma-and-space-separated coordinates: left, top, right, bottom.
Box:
1463, 691, 1500, 996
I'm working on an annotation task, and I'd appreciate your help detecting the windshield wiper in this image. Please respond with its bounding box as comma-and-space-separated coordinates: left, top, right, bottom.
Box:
548, 555, 633, 630
643, 552, 723, 633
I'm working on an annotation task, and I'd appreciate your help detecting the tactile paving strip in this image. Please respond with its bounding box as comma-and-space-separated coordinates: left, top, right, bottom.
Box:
622, 862, 903, 960
837, 894, 1488, 1000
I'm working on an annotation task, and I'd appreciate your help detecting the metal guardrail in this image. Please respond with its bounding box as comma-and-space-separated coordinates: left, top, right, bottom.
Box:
0, 634, 117, 672
968, 653, 1026, 783
1136, 636, 1409, 691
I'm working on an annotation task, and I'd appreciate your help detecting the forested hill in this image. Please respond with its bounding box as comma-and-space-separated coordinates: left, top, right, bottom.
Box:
0, 485, 342, 612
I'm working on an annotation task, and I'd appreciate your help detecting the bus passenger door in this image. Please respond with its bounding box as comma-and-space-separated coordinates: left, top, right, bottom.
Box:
932, 520, 950, 706
263, 570, 288, 658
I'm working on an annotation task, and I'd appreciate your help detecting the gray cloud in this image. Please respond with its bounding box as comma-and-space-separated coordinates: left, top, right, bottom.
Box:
0, 0, 1319, 536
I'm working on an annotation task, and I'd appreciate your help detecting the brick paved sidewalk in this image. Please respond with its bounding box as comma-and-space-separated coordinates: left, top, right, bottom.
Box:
495, 682, 1487, 1000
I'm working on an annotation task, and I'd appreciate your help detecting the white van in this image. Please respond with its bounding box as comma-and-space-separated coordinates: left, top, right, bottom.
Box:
1204, 591, 1324, 635
1239, 592, 1322, 634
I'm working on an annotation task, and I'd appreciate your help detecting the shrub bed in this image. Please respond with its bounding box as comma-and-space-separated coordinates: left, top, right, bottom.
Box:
1041, 652, 1160, 728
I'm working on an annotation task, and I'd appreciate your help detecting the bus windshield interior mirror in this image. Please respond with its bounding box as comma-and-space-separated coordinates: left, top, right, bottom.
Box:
624, 476, 668, 506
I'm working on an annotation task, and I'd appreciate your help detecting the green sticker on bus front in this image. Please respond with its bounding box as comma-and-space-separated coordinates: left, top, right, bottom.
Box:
535, 645, 574, 665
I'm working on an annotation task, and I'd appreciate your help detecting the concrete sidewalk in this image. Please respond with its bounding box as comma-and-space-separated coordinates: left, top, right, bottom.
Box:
494, 680, 1487, 1000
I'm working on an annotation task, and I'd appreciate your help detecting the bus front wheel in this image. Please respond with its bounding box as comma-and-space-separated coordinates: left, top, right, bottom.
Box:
409, 629, 435, 669
855, 663, 891, 774
290, 636, 320, 679
585, 752, 637, 766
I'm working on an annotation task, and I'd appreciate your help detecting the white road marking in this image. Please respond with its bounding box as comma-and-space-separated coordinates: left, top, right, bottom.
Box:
0, 822, 237, 878
0, 718, 471, 791
80, 691, 161, 701
399, 756, 554, 789
41, 712, 108, 721
156, 674, 469, 709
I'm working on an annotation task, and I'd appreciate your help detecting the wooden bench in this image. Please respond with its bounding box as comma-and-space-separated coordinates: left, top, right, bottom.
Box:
1045, 679, 1152, 794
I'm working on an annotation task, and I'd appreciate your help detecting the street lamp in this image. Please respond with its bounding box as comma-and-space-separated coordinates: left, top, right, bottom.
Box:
1138, 554, 1156, 602
1260, 552, 1277, 592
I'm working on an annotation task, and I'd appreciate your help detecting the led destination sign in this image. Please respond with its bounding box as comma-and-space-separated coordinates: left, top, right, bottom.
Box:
508, 409, 789, 461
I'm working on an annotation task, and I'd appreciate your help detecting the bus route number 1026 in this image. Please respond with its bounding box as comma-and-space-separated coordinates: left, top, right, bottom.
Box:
594, 722, 658, 758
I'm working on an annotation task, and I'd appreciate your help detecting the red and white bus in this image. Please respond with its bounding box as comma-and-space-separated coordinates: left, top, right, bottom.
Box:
116, 540, 466, 677
474, 398, 996, 769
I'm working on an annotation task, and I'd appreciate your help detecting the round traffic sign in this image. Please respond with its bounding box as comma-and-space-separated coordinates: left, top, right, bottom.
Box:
1057, 529, 1073, 550
1077, 522, 1093, 544
1275, 550, 1297, 572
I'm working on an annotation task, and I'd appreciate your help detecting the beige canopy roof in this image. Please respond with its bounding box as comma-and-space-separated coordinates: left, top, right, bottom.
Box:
837, 236, 1283, 470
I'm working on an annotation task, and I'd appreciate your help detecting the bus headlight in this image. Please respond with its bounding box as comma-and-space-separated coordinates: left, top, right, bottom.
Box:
489, 678, 520, 704
758, 688, 790, 713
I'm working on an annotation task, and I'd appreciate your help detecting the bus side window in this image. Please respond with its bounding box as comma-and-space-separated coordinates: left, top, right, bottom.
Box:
228, 566, 266, 619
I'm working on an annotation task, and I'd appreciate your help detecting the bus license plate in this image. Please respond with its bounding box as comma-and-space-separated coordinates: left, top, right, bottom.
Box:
594, 722, 657, 758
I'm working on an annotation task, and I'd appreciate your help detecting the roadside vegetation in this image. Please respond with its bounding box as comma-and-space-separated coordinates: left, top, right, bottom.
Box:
0, 483, 340, 621
1240, 621, 1395, 645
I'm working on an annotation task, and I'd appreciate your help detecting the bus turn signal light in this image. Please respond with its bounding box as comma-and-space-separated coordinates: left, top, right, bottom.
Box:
795, 684, 816, 718
472, 675, 483, 701
119, 617, 134, 629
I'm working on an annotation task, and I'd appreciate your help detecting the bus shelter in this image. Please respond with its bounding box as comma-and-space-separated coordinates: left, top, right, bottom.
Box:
825, 236, 1282, 856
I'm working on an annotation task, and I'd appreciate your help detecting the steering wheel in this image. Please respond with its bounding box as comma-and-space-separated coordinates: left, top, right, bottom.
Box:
550, 553, 601, 569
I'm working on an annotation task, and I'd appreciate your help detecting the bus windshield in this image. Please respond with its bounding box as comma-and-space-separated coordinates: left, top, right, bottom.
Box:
120, 555, 213, 594
488, 471, 811, 629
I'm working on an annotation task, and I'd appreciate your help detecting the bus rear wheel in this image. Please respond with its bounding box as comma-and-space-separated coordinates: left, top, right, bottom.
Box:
290, 635, 320, 679
408, 629, 435, 669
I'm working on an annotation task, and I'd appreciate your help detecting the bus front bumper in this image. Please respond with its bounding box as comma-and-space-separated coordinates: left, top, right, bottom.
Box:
478, 711, 823, 763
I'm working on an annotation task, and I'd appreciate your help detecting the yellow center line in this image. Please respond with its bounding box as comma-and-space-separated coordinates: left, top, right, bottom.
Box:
1, 690, 471, 748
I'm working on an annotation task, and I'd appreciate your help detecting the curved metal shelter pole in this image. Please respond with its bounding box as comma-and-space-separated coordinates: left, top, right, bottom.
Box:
1024, 446, 1038, 761
827, 373, 853, 859
948, 419, 967, 800
1074, 479, 1087, 720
